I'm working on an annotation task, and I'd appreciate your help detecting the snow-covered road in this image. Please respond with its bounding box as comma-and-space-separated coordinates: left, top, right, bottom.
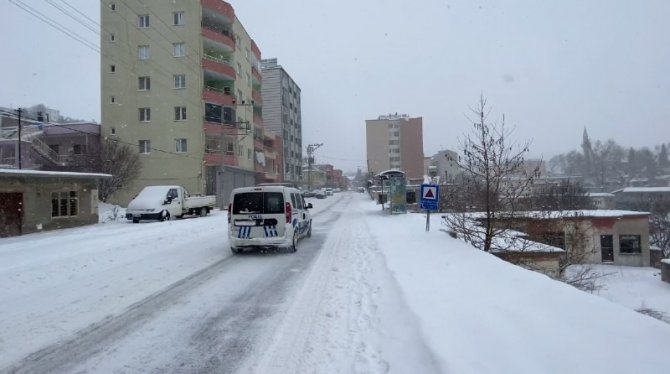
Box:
0, 193, 433, 373
3, 192, 670, 373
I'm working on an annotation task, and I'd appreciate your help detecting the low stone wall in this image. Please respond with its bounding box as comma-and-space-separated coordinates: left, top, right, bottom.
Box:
650, 248, 664, 269
662, 260, 670, 284
493, 251, 562, 278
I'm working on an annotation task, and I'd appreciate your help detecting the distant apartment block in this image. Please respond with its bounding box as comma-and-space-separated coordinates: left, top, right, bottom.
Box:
366, 114, 424, 180
101, 0, 266, 205
261, 58, 302, 183
430, 149, 461, 182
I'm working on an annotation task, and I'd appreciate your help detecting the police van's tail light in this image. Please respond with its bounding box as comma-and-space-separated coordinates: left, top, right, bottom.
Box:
285, 202, 292, 224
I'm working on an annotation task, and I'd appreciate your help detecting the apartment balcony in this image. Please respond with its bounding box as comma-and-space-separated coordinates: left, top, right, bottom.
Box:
254, 138, 264, 151
252, 90, 262, 107
202, 26, 235, 51
202, 0, 235, 24
202, 57, 235, 81
253, 114, 263, 126
251, 40, 262, 61
203, 122, 246, 136
251, 66, 262, 83
203, 87, 235, 106
204, 152, 238, 166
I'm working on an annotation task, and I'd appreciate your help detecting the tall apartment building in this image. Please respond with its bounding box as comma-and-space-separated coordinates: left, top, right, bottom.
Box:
261, 58, 302, 183
101, 0, 264, 205
366, 114, 424, 180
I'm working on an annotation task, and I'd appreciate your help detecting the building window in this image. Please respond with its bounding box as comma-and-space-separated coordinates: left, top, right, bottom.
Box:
139, 107, 151, 122
205, 135, 221, 153
111, 127, 116, 135
173, 42, 186, 57
109, 3, 116, 11
236, 62, 242, 76
173, 11, 184, 26
248, 148, 252, 160
138, 14, 150, 28
72, 144, 87, 155
174, 106, 187, 121
619, 235, 641, 254
174, 74, 186, 89
110, 64, 116, 73
205, 103, 222, 123
110, 33, 115, 41
138, 45, 150, 60
51, 191, 78, 218
175, 138, 187, 153
138, 76, 151, 91
110, 96, 115, 103
226, 142, 234, 154
139, 140, 151, 154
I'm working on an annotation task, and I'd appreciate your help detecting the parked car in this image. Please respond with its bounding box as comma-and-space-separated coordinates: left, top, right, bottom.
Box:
126, 185, 215, 223
325, 188, 334, 196
228, 185, 313, 254
303, 190, 316, 198
315, 190, 326, 199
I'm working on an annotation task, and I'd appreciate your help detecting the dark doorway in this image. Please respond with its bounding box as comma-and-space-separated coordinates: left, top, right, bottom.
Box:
0, 192, 23, 237
600, 235, 614, 262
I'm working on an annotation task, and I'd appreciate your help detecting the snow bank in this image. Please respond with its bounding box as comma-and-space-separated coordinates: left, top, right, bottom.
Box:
364, 204, 670, 373
98, 202, 127, 223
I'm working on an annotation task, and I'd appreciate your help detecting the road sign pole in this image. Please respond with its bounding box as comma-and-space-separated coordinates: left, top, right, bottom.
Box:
426, 210, 430, 232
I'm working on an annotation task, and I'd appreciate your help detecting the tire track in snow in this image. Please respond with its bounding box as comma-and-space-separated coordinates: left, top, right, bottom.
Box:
242, 193, 393, 373
3, 193, 349, 374
4, 256, 239, 374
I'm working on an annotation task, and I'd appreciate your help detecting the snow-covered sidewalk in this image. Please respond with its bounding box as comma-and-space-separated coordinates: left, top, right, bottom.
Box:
364, 198, 670, 373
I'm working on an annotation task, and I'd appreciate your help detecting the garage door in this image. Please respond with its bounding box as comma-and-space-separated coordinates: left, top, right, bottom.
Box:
0, 192, 23, 237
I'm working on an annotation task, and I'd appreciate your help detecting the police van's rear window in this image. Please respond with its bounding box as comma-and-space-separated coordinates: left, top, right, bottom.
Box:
233, 192, 284, 214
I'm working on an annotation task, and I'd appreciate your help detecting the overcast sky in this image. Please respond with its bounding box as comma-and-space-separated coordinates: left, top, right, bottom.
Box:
1, 0, 669, 172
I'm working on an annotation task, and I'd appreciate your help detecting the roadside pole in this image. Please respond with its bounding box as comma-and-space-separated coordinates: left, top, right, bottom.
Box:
420, 184, 439, 232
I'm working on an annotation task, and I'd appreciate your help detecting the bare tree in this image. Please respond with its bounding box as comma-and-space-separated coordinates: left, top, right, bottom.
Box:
98, 139, 142, 202
649, 201, 670, 258
444, 96, 539, 252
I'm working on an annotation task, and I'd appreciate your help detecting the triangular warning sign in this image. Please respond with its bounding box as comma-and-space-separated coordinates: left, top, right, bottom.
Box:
425, 189, 435, 198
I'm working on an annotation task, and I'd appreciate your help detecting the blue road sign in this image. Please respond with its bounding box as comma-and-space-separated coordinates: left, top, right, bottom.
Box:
420, 184, 440, 211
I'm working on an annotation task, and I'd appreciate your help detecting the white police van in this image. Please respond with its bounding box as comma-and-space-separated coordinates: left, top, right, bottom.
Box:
228, 185, 313, 254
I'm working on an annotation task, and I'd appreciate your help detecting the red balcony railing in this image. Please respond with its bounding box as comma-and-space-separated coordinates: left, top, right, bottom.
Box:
203, 87, 235, 106
204, 152, 238, 166
251, 66, 262, 83
202, 58, 236, 80
202, 0, 235, 22
202, 27, 235, 51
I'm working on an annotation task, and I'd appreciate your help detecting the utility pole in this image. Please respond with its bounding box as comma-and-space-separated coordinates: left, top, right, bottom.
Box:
17, 108, 22, 169
306, 143, 323, 191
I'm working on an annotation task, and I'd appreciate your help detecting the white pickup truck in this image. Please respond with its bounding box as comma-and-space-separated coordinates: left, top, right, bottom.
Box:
126, 185, 216, 223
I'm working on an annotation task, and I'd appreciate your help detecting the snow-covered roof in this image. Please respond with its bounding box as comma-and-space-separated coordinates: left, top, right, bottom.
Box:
612, 187, 670, 193
510, 210, 650, 219
0, 168, 111, 179
587, 192, 615, 197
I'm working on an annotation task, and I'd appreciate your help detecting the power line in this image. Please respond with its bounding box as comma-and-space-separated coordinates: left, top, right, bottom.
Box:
60, 0, 101, 28
9, 0, 99, 52
7, 2, 255, 166
46, 0, 99, 35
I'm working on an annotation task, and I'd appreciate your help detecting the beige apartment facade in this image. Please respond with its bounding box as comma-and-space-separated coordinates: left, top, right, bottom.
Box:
366, 114, 424, 180
101, 0, 263, 205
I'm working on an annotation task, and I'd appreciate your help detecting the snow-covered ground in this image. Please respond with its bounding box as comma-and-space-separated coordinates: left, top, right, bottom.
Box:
574, 264, 670, 322
1, 193, 669, 373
